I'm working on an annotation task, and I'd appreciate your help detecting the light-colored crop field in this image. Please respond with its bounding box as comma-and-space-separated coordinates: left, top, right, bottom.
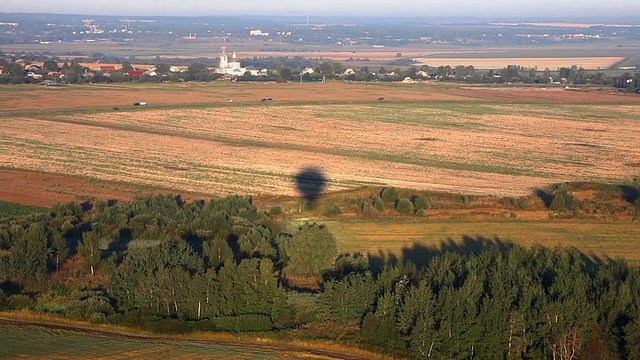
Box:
0, 83, 639, 202
414, 57, 624, 69
326, 220, 640, 263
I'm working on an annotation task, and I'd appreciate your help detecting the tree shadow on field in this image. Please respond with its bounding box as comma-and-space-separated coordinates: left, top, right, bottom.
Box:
535, 189, 553, 209
366, 235, 608, 274
620, 185, 639, 205
294, 167, 327, 206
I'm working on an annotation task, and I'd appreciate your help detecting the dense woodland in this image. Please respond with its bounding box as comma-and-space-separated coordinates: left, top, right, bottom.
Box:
1, 192, 640, 359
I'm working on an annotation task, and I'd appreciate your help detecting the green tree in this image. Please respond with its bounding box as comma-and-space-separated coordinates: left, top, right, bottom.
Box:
316, 62, 334, 75
283, 223, 338, 277
43, 59, 59, 72
278, 66, 293, 80
413, 194, 431, 210
396, 198, 414, 214
10, 222, 50, 286
203, 237, 233, 269
50, 232, 68, 272
381, 187, 398, 202
78, 231, 102, 275
155, 63, 170, 75
121, 60, 134, 73
5, 62, 25, 84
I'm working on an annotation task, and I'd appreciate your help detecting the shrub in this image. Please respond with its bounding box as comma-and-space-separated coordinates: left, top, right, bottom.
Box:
381, 187, 398, 202
146, 318, 189, 334
373, 196, 385, 212
413, 195, 431, 210
345, 197, 358, 205
0, 289, 7, 311
549, 193, 567, 211
416, 209, 425, 217
323, 204, 342, 216
211, 314, 273, 332
269, 205, 283, 215
396, 198, 415, 215
89, 312, 108, 324
461, 195, 471, 206
8, 294, 35, 310
550, 191, 579, 211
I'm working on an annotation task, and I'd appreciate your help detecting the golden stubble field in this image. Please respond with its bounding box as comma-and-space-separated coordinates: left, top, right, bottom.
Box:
1, 83, 638, 202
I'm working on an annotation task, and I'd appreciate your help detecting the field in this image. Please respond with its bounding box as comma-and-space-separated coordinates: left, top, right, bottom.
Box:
0, 318, 370, 360
1, 82, 639, 202
1, 81, 639, 262
326, 220, 640, 263
413, 57, 624, 69
3, 40, 638, 70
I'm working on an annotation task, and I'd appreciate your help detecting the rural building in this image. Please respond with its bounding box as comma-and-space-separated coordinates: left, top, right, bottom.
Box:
249, 29, 269, 36
343, 68, 356, 76
215, 46, 247, 76
301, 67, 315, 75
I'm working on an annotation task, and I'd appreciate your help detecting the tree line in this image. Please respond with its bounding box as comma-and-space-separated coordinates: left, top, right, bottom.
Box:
2, 51, 639, 91
1, 194, 640, 358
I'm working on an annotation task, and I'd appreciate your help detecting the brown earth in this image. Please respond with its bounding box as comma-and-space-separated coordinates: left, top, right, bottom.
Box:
0, 168, 209, 207
1, 82, 638, 113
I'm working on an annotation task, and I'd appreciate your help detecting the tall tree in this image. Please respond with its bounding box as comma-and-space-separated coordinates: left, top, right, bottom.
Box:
282, 223, 338, 278
78, 231, 102, 275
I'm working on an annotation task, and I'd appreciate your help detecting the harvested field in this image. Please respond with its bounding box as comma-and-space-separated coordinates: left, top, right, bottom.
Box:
414, 57, 624, 69
0, 82, 637, 112
326, 220, 640, 263
1, 83, 639, 205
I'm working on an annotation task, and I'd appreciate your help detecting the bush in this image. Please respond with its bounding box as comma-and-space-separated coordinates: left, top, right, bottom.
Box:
345, 197, 358, 205
89, 312, 108, 324
549, 192, 566, 211
323, 204, 342, 216
381, 187, 398, 202
373, 196, 385, 212
396, 198, 415, 215
0, 289, 7, 310
413, 195, 431, 210
416, 209, 425, 217
550, 192, 579, 211
461, 195, 471, 206
211, 314, 273, 332
65, 294, 114, 321
8, 294, 35, 310
146, 318, 190, 334
269, 205, 283, 216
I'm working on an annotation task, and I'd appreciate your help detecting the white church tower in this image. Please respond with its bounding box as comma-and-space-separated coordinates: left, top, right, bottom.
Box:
219, 46, 229, 68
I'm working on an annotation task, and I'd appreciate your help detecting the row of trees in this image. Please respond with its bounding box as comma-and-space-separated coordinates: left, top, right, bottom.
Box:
2, 51, 639, 89
2, 194, 640, 358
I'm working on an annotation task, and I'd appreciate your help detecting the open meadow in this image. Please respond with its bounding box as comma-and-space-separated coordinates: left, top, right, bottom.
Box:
1, 81, 639, 261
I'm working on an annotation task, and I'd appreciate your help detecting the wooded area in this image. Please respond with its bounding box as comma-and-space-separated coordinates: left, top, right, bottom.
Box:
1, 194, 640, 358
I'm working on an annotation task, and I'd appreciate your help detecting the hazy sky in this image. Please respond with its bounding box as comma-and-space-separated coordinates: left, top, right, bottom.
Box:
3, 0, 640, 18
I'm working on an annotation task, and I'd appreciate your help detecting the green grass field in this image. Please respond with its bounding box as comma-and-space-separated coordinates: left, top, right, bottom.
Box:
0, 201, 47, 218
0, 322, 320, 360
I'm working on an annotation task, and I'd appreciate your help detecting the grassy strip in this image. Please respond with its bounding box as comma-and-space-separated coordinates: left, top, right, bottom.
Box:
0, 312, 391, 360
0, 201, 47, 218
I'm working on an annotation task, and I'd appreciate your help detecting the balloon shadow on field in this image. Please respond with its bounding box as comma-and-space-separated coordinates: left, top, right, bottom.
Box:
295, 167, 327, 204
